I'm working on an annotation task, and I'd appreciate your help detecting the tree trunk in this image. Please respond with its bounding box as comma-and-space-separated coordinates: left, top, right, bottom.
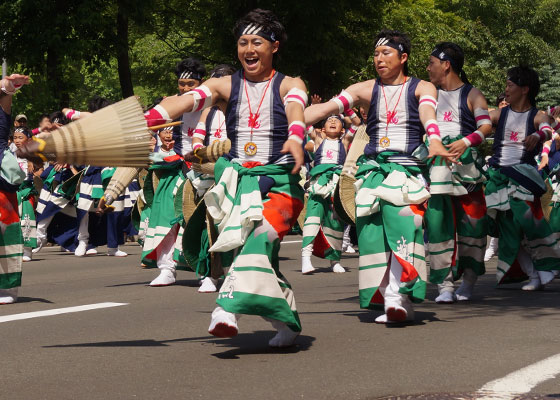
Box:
46, 47, 69, 109
116, 0, 134, 98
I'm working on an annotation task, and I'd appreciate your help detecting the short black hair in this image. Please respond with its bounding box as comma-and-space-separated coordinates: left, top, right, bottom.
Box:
175, 57, 206, 80
209, 64, 236, 79
233, 9, 287, 49
432, 42, 469, 84
38, 113, 50, 123
375, 29, 411, 75
87, 96, 112, 112
507, 66, 540, 107
49, 111, 68, 125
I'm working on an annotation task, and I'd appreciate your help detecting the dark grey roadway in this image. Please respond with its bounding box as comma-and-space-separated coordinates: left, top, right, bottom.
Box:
0, 237, 559, 400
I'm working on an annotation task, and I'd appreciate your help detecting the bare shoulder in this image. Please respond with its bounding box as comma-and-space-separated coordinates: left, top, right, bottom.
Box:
346, 79, 375, 107
280, 75, 307, 96
205, 76, 233, 102
415, 79, 437, 97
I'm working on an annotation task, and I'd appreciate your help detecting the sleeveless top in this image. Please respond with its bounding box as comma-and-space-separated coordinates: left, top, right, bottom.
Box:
437, 84, 476, 139
225, 70, 293, 165
204, 106, 228, 146
364, 77, 423, 161
489, 106, 539, 167
313, 138, 346, 166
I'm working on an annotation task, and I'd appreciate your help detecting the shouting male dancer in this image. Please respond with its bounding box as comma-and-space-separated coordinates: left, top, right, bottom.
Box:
145, 9, 308, 346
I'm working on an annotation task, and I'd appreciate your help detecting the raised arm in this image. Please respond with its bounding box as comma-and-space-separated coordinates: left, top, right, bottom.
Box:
144, 76, 231, 126
0, 74, 30, 115
62, 108, 92, 121
304, 80, 373, 126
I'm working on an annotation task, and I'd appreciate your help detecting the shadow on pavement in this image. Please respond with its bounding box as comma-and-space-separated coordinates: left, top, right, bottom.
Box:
42, 331, 315, 358
209, 331, 315, 359
106, 279, 201, 288
14, 297, 54, 304
43, 336, 214, 348
423, 276, 560, 321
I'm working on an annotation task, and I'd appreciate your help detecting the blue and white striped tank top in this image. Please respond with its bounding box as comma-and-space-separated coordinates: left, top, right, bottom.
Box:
225, 70, 293, 165
364, 77, 423, 160
489, 106, 539, 167
437, 84, 476, 139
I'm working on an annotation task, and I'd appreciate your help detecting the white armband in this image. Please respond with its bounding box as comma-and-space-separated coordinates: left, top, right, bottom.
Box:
64, 109, 81, 121
419, 95, 437, 111
193, 122, 207, 141
283, 88, 308, 110
332, 90, 354, 114
474, 108, 491, 128
185, 85, 213, 112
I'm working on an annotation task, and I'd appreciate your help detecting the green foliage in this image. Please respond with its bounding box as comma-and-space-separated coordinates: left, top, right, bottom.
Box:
2, 0, 560, 125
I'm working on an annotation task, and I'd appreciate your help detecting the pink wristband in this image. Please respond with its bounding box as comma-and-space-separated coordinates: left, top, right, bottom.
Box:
144, 105, 171, 127
288, 121, 305, 144
424, 120, 441, 141
463, 130, 485, 147
192, 143, 204, 152
344, 108, 357, 119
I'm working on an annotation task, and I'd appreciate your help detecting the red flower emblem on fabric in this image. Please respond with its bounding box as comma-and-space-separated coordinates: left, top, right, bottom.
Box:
248, 112, 261, 129
326, 150, 334, 159
443, 111, 453, 122
510, 131, 519, 142
187, 127, 194, 137
387, 110, 398, 124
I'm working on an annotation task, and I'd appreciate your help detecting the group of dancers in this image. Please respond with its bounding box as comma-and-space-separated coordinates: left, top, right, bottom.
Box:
1, 8, 559, 348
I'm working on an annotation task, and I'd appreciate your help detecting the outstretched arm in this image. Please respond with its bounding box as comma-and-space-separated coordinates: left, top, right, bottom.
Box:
0, 74, 30, 115
304, 81, 373, 126
145, 77, 230, 125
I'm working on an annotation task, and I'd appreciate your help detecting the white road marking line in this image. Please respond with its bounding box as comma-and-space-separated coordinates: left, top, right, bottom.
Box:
282, 240, 302, 244
477, 353, 560, 399
0, 302, 128, 323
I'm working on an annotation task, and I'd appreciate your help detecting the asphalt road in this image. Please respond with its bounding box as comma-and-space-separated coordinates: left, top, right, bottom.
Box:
1, 237, 559, 400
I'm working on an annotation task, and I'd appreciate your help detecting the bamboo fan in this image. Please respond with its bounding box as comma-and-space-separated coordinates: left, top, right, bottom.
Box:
104, 167, 141, 205
297, 193, 308, 231
34, 97, 152, 167
335, 125, 368, 224
207, 212, 224, 279
182, 180, 200, 225
192, 162, 216, 175
195, 139, 231, 163
541, 179, 553, 222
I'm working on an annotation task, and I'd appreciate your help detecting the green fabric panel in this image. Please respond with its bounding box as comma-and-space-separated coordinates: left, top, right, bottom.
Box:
0, 271, 22, 289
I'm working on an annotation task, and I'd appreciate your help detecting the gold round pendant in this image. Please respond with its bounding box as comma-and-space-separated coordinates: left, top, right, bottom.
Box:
379, 136, 391, 148
244, 142, 258, 156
